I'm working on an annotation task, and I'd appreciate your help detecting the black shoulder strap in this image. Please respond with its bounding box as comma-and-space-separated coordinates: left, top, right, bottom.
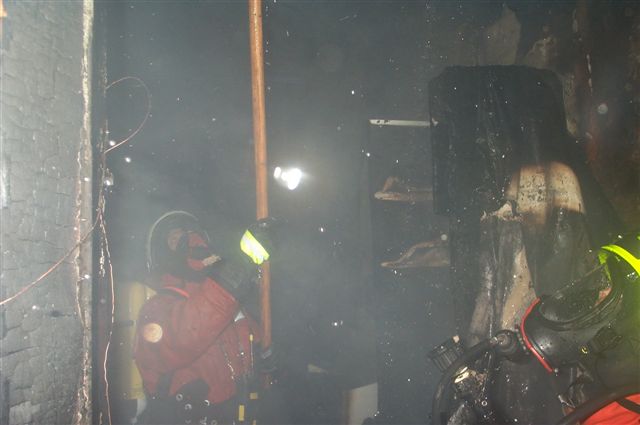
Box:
155, 371, 175, 398
617, 397, 640, 414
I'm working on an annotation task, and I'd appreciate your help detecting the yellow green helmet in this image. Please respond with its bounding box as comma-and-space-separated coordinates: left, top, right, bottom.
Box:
598, 232, 640, 285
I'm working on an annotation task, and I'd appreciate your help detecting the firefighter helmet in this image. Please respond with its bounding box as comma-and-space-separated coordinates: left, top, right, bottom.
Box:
599, 233, 640, 285
145, 211, 210, 276
521, 232, 639, 374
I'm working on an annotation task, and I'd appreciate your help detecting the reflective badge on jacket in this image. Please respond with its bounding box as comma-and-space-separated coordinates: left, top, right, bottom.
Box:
142, 322, 163, 343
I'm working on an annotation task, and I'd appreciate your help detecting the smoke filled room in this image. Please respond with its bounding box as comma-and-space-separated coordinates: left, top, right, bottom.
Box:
1, 1, 639, 425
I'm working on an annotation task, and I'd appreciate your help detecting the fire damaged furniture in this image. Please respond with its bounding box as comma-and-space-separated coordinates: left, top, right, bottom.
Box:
428, 65, 623, 424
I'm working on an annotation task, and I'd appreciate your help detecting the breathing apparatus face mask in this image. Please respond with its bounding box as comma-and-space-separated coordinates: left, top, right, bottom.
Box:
520, 233, 640, 373
521, 265, 620, 372
146, 211, 213, 280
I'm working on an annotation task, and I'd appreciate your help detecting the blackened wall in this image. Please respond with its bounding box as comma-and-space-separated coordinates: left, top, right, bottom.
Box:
0, 2, 93, 424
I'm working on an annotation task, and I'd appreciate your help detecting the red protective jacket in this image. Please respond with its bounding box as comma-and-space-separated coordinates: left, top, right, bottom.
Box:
134, 273, 261, 404
583, 394, 640, 425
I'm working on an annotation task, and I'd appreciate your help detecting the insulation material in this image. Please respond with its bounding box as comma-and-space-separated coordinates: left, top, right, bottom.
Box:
466, 216, 534, 346
505, 163, 596, 296
468, 215, 568, 424
429, 65, 571, 217
428, 65, 622, 423
429, 66, 622, 318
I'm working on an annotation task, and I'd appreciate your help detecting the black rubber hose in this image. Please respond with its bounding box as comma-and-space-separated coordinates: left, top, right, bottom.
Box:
555, 385, 640, 425
431, 338, 496, 425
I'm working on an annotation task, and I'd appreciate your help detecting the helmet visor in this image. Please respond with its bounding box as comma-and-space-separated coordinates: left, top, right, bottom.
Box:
537, 265, 616, 327
146, 211, 210, 273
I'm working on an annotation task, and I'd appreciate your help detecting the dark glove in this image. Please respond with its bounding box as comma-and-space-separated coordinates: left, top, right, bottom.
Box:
259, 345, 278, 375
209, 257, 258, 303
240, 217, 282, 265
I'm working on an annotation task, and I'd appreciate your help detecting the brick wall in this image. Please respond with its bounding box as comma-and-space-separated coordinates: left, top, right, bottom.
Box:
0, 2, 93, 424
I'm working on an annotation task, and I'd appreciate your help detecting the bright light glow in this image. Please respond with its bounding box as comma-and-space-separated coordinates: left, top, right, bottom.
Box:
274, 166, 303, 190
284, 168, 302, 190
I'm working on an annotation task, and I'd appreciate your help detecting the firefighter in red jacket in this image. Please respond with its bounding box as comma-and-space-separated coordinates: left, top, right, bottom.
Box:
134, 211, 271, 425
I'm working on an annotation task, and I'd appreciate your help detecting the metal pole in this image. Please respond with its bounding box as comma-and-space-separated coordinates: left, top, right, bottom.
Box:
248, 0, 271, 350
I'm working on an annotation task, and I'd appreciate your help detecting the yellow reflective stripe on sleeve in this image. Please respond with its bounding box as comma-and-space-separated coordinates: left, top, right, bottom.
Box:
240, 230, 270, 265
238, 404, 245, 421
600, 244, 640, 276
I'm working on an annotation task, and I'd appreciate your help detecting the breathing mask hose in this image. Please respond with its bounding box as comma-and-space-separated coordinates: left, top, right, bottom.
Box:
555, 385, 640, 425
431, 337, 497, 425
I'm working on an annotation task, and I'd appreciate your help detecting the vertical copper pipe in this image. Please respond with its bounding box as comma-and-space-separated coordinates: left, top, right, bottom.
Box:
0, 0, 7, 39
248, 0, 271, 350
